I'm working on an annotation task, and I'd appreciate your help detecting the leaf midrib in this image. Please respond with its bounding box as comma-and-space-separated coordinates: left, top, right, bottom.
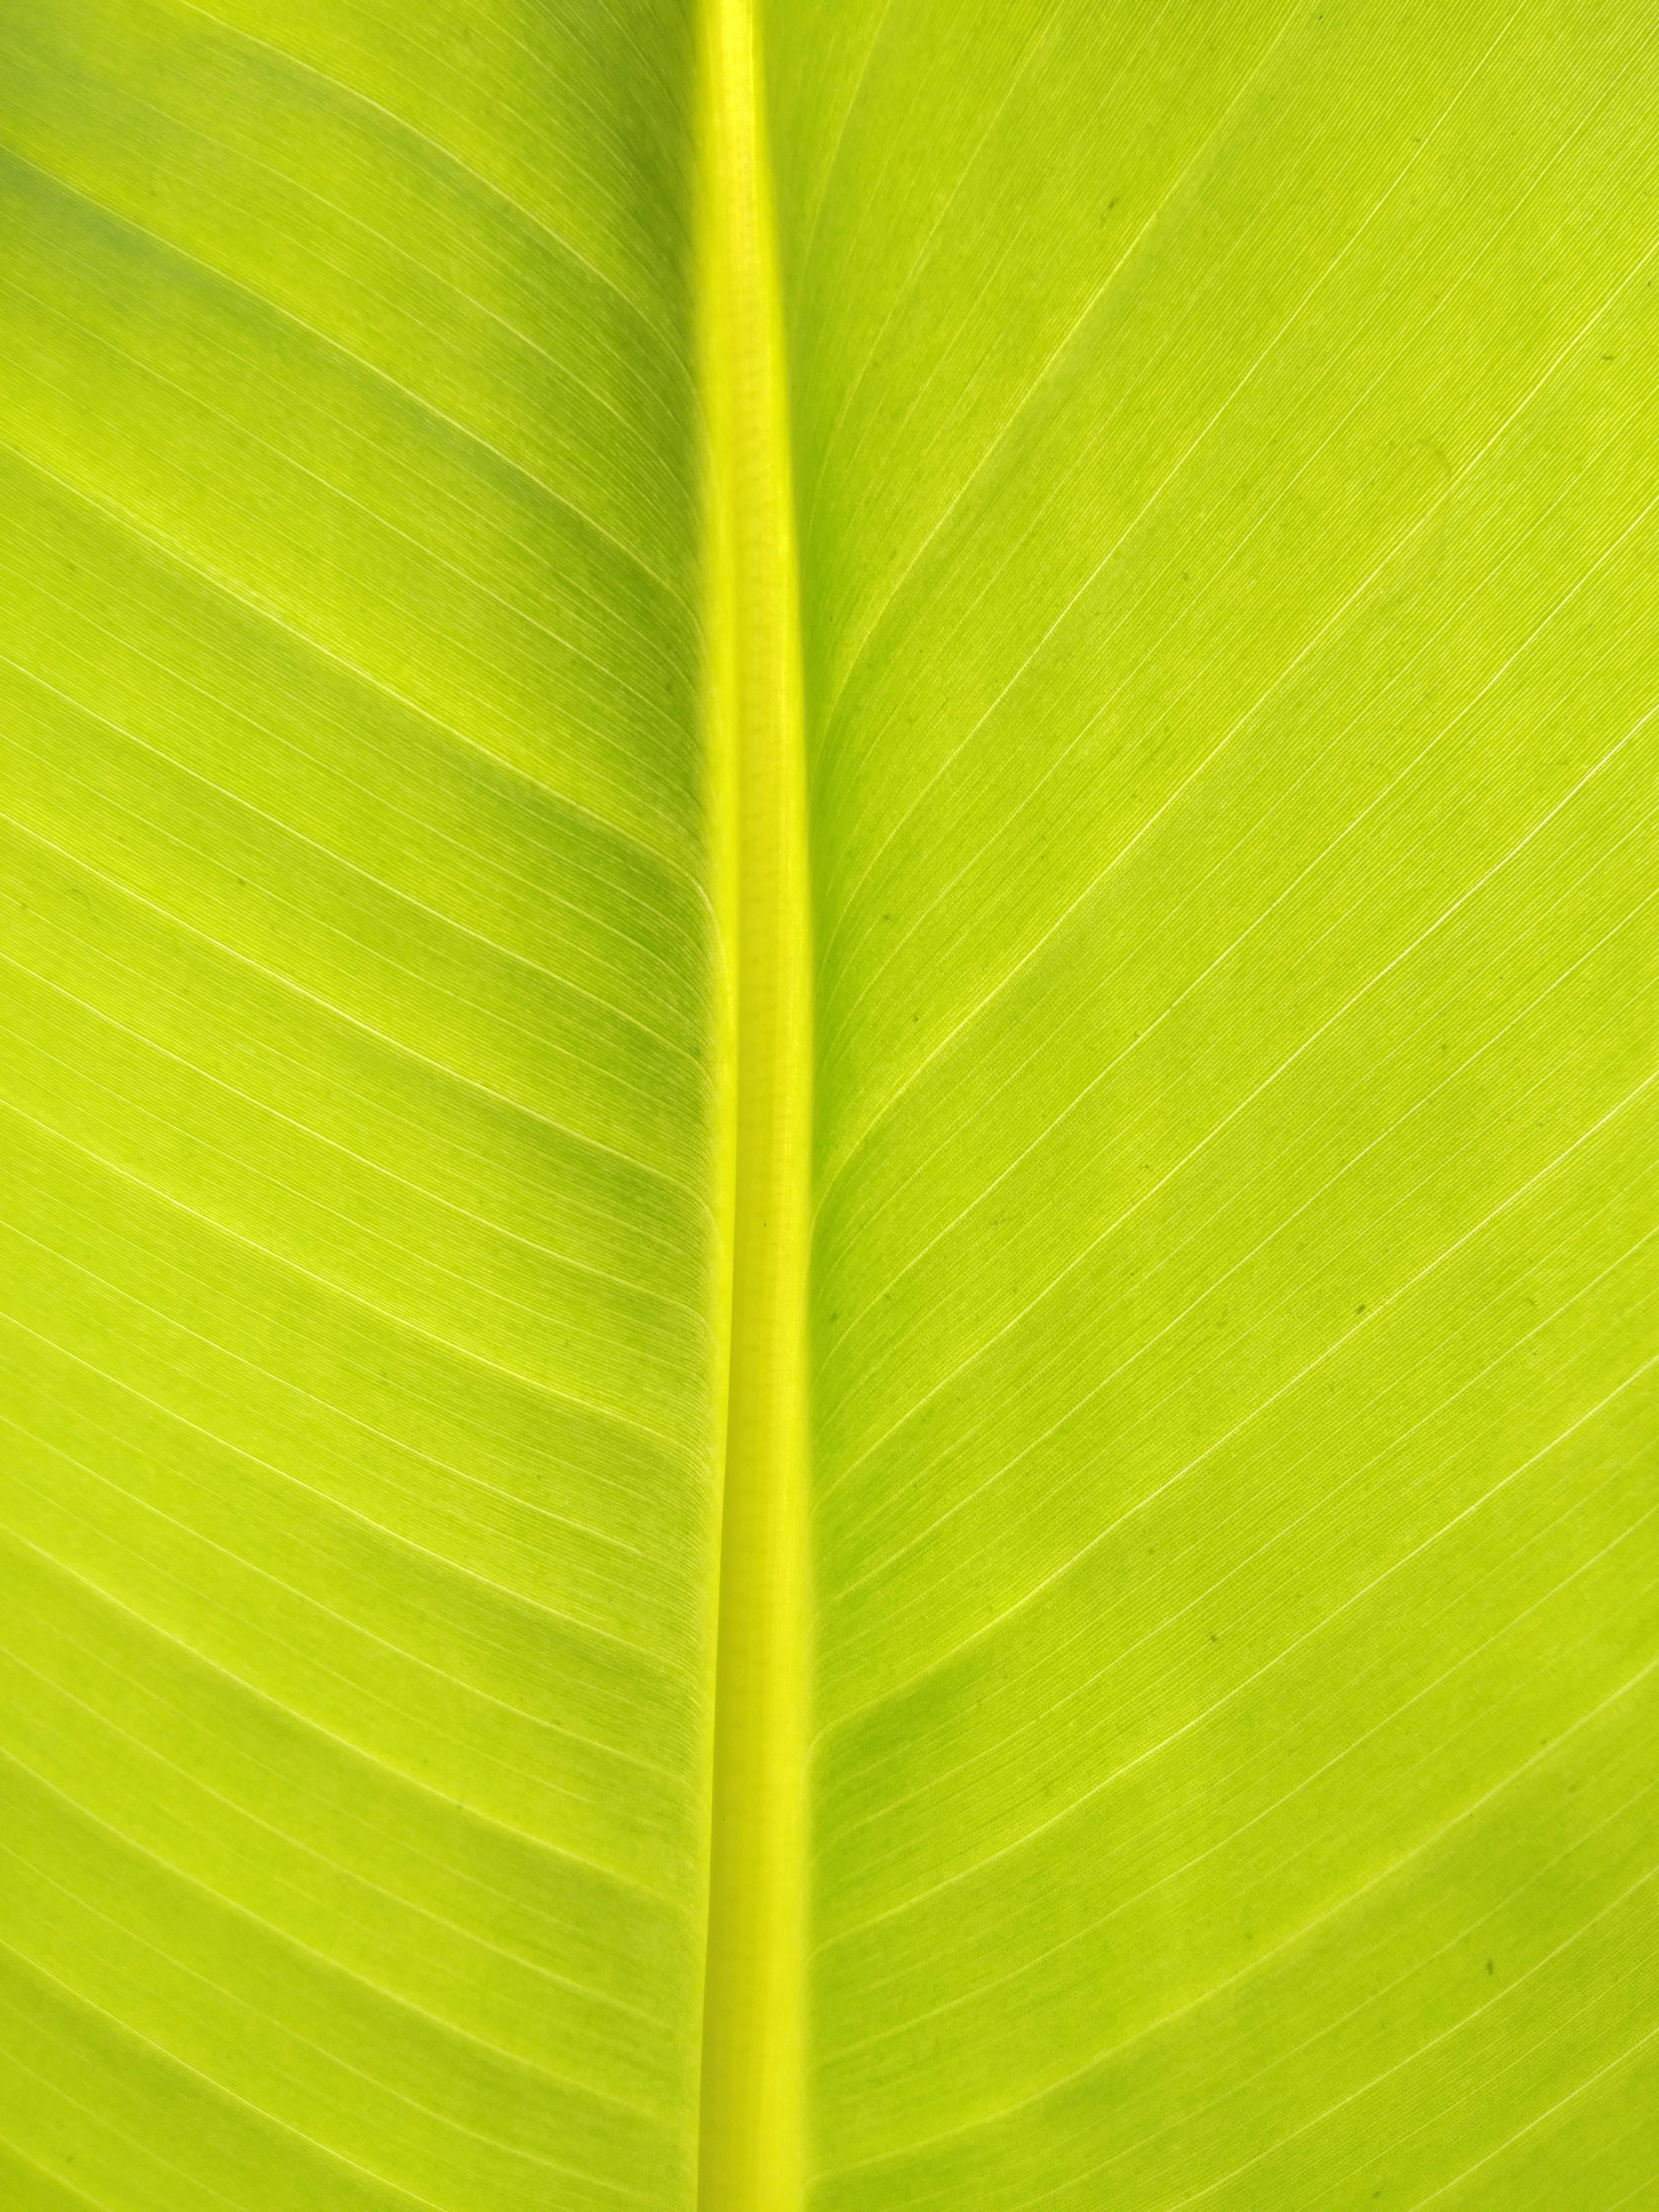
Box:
695, 1, 814, 2206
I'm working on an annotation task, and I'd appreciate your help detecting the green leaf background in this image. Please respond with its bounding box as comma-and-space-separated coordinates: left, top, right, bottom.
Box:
1, 1, 1656, 2208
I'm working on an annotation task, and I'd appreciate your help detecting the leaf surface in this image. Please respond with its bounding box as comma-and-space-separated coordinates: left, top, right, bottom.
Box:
769, 0, 1659, 2201
3, 2, 1658, 2209
0, 2, 722, 2205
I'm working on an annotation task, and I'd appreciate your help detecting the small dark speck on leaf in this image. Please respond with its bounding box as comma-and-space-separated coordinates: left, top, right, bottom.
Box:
1356, 1303, 1365, 1314
1486, 1959, 1495, 1974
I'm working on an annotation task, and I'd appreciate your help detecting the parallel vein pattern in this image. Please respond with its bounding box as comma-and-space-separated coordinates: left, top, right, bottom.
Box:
5, 1, 1659, 2206
0, 2, 722, 2207
769, 0, 1659, 2203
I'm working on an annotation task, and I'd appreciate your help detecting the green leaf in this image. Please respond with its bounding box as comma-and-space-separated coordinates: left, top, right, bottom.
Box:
0, 1, 719, 2204
774, 0, 1659, 2202
2, 2, 1656, 2210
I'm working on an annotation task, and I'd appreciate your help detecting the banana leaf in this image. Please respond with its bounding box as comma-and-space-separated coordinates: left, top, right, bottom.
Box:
1, 1, 1655, 2207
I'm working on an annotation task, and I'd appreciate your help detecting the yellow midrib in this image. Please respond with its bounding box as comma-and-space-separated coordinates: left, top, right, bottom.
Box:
697, 0, 813, 2204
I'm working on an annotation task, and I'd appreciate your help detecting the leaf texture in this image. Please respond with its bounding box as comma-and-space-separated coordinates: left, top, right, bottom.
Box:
2, 1, 1658, 2209
0, 2, 722, 2206
770, 1, 1659, 2203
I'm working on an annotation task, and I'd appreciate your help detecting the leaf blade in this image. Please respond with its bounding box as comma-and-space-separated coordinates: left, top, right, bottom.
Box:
0, 2, 723, 2205
771, 0, 1659, 2199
